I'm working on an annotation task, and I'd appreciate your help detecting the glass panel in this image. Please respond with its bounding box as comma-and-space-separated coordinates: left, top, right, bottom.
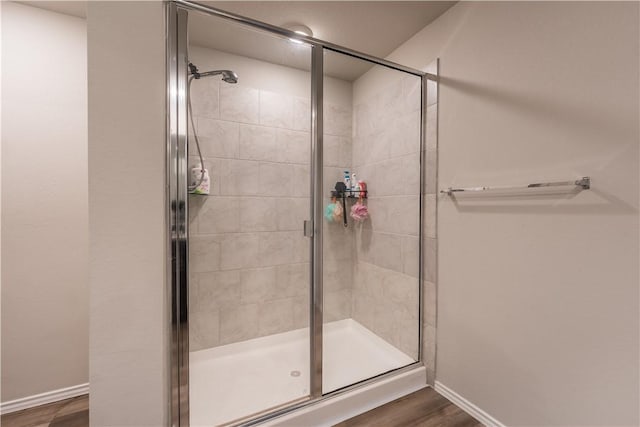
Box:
186, 10, 313, 425
322, 49, 421, 394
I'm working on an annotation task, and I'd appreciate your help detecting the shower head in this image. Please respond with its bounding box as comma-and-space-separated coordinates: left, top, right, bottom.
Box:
194, 69, 238, 84
188, 63, 238, 84
220, 71, 239, 84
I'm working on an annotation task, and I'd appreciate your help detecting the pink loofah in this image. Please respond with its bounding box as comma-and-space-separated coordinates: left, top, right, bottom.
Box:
350, 203, 369, 221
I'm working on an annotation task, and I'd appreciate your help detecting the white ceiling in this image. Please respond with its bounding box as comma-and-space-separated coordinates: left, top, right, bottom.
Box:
201, 2, 455, 60
17, 1, 455, 80
16, 1, 87, 18
191, 1, 455, 81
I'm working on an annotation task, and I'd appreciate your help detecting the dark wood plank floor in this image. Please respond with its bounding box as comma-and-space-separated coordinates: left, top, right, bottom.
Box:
335, 388, 482, 427
1, 395, 89, 427
1, 388, 478, 427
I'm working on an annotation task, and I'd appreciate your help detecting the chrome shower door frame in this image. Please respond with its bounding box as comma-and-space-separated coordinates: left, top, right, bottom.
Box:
167, 4, 189, 427
167, 2, 432, 425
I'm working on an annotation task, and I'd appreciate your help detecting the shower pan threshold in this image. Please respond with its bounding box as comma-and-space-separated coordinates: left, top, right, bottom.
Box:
189, 318, 423, 426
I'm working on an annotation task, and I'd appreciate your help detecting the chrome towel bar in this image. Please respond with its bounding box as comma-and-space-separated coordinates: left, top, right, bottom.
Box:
441, 176, 591, 196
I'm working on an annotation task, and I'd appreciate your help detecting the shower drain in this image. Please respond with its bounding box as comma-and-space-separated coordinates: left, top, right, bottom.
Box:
290, 370, 301, 377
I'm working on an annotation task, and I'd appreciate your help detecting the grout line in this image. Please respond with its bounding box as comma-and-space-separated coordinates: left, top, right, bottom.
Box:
193, 113, 351, 137
352, 228, 419, 238
189, 153, 312, 167
189, 195, 311, 199
365, 195, 421, 199
350, 149, 422, 169
191, 230, 309, 236
191, 231, 306, 236
190, 261, 310, 275
188, 154, 353, 170
354, 259, 418, 279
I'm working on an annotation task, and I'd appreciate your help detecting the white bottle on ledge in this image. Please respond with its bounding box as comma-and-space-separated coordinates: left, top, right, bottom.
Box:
190, 164, 210, 195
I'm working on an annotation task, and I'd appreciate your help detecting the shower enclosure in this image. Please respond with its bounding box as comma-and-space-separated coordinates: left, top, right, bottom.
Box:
168, 2, 432, 425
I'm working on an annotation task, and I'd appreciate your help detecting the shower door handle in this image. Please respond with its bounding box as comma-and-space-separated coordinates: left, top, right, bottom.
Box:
303, 220, 314, 237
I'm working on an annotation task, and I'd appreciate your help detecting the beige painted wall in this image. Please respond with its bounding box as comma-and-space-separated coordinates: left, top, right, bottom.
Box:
1, 2, 88, 402
87, 1, 167, 425
358, 1, 639, 425
80, 1, 638, 424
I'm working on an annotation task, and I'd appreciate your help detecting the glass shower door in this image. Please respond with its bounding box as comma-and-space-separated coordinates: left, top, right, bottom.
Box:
321, 48, 422, 393
172, 5, 427, 424
184, 9, 315, 425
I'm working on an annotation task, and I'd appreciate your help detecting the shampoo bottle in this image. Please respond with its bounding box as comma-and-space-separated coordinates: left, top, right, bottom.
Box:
190, 164, 210, 195
343, 170, 351, 190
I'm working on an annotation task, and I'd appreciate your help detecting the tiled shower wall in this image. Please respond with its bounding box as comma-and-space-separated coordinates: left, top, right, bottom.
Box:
188, 46, 354, 351
351, 70, 422, 359
186, 45, 435, 370
322, 104, 355, 323
422, 60, 438, 385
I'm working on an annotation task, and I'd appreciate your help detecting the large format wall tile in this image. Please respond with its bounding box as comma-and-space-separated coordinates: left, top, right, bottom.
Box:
325, 289, 352, 322
292, 97, 310, 132
240, 267, 278, 304
239, 197, 278, 232
375, 79, 404, 131
188, 51, 434, 377
196, 197, 240, 234
219, 304, 260, 345
219, 84, 259, 124
219, 159, 260, 196
238, 124, 278, 162
354, 102, 376, 139
189, 49, 357, 351
366, 196, 420, 236
351, 74, 423, 361
324, 103, 352, 137
190, 310, 220, 351
390, 111, 421, 158
290, 164, 311, 197
292, 295, 310, 329
351, 261, 419, 358
191, 270, 242, 313
424, 237, 437, 283
258, 298, 294, 336
402, 74, 422, 114
401, 236, 420, 279
324, 135, 352, 167
277, 129, 310, 164
258, 231, 296, 266
324, 258, 353, 293
276, 263, 310, 298
194, 118, 239, 159
190, 235, 222, 273
220, 233, 261, 271
259, 162, 293, 197
190, 78, 220, 119
276, 198, 309, 231
260, 90, 293, 129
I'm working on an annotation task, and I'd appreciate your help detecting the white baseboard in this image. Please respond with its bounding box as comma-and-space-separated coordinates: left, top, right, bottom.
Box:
1, 383, 89, 414
435, 381, 505, 427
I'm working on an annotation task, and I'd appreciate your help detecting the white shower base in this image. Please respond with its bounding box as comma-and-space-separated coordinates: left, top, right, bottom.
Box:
189, 318, 417, 426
